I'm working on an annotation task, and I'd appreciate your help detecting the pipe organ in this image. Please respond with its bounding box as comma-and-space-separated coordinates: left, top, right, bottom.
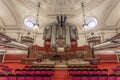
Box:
43, 22, 78, 51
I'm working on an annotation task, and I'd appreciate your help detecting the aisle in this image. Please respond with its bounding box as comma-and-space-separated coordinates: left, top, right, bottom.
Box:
53, 70, 70, 80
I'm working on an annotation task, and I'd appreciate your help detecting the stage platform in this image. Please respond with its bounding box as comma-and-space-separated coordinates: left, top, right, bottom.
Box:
32, 59, 90, 69
67, 60, 90, 66
32, 61, 55, 66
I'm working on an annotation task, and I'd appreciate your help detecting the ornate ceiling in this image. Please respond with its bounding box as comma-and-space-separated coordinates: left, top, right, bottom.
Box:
0, 0, 120, 33
17, 0, 105, 17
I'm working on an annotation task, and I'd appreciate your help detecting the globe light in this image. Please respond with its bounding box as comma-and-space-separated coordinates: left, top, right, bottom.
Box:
24, 16, 36, 28
86, 17, 97, 29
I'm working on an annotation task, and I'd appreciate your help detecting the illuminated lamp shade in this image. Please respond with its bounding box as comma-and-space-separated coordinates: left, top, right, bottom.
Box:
86, 17, 97, 29
24, 16, 36, 28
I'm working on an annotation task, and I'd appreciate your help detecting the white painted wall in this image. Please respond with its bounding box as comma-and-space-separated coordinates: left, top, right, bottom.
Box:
101, 30, 116, 41
34, 34, 44, 46
5, 32, 18, 41
77, 33, 87, 46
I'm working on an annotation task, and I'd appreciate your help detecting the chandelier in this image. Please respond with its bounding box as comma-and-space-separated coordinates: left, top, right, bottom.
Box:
81, 2, 97, 31
24, 3, 40, 31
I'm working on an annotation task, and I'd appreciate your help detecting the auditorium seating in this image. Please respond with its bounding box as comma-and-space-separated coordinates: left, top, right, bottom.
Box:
99, 74, 108, 80
69, 65, 120, 80
0, 64, 62, 80
0, 74, 52, 80
0, 65, 54, 80
71, 74, 119, 80
1, 65, 120, 80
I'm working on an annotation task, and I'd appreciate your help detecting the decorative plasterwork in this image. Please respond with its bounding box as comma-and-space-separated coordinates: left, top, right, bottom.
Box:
3, 0, 22, 30
99, 0, 120, 29
17, 0, 105, 18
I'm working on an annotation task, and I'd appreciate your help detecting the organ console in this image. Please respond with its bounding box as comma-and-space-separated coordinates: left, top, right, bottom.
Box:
51, 54, 61, 61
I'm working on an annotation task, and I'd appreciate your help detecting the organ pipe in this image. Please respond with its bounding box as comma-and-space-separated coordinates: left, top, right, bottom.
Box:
65, 24, 71, 49
51, 24, 57, 49
43, 26, 51, 40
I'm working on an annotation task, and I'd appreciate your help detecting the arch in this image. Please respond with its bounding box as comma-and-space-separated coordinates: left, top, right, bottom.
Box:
3, 0, 22, 30
99, 0, 120, 29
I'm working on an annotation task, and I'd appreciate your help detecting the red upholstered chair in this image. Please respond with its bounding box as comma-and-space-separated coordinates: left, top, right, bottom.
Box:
47, 69, 54, 75
82, 69, 89, 74
99, 74, 108, 80
108, 74, 117, 80
116, 75, 120, 80
35, 69, 41, 75
27, 69, 34, 75
0, 74, 8, 80
15, 69, 22, 74
80, 74, 89, 80
101, 69, 108, 74
76, 69, 82, 75
72, 77, 80, 80
34, 74, 43, 80
1, 67, 13, 74
89, 74, 99, 80
16, 74, 25, 80
89, 69, 95, 75
22, 68, 28, 75
69, 69, 75, 76
8, 74, 16, 80
25, 74, 34, 80
41, 69, 48, 75
72, 75, 80, 80
94, 69, 101, 75
43, 75, 52, 80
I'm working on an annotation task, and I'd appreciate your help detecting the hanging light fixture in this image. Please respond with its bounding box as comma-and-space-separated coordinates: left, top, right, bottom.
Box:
24, 3, 40, 31
81, 2, 97, 30
81, 2, 87, 29
33, 2, 40, 31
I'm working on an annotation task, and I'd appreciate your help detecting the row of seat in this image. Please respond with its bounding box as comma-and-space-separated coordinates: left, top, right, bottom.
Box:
25, 66, 55, 69
71, 74, 120, 80
68, 68, 107, 71
68, 69, 108, 76
68, 66, 98, 69
15, 68, 55, 71
0, 74, 52, 80
15, 68, 54, 75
